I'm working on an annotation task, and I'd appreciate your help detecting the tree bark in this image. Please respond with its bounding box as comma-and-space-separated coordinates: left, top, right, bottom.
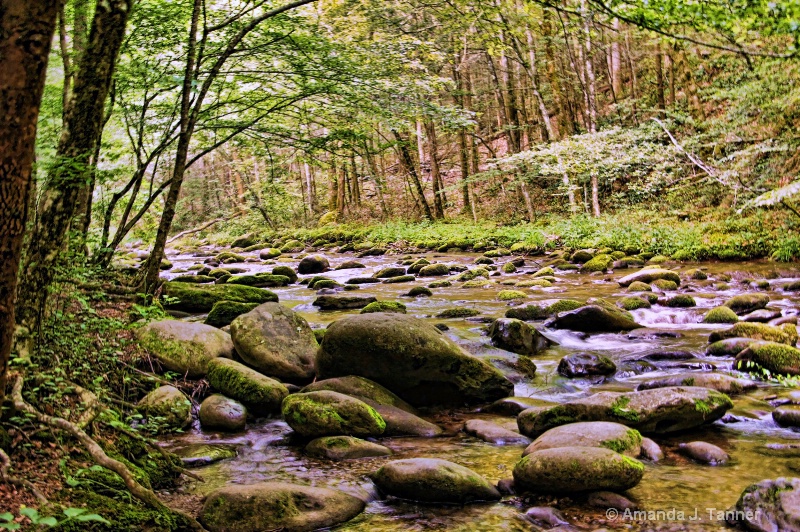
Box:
425, 121, 445, 219
17, 0, 132, 334
0, 0, 58, 399
611, 18, 622, 97
393, 129, 433, 220
655, 43, 665, 112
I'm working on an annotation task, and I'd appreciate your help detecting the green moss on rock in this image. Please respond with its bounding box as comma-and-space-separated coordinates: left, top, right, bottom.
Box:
703, 306, 739, 324
361, 301, 407, 314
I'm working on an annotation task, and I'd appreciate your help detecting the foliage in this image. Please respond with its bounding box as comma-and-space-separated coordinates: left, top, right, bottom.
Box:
0, 507, 109, 530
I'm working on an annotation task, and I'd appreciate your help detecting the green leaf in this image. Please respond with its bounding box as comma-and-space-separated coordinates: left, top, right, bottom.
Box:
37, 517, 58, 527
18, 508, 38, 520
62, 508, 87, 518
0, 515, 12, 523
76, 514, 111, 524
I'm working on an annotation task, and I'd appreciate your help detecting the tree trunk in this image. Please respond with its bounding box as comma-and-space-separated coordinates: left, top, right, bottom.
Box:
655, 44, 665, 111
425, 121, 445, 219
17, 0, 132, 332
393, 129, 433, 220
610, 18, 622, 97
0, 0, 58, 399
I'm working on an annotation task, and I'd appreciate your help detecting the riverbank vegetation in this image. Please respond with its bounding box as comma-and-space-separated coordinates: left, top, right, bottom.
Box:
1, 0, 800, 529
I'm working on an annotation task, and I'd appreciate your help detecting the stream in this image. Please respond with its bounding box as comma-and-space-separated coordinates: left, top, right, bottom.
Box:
157, 248, 800, 531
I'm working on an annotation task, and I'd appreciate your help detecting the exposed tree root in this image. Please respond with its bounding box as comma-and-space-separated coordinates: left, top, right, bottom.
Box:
0, 447, 48, 504
9, 372, 207, 531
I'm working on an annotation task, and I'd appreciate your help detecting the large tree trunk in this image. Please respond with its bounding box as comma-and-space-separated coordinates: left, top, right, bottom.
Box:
0, 0, 58, 399
610, 18, 622, 97
16, 0, 131, 335
393, 129, 433, 220
425, 121, 445, 219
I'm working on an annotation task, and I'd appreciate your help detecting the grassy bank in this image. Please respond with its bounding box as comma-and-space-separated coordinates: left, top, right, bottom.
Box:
182, 208, 800, 262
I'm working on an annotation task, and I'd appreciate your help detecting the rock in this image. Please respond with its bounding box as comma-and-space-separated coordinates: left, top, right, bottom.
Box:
735, 341, 800, 375
587, 491, 638, 510
226, 274, 291, 288
618, 296, 651, 310
136, 385, 192, 431
199, 394, 247, 432
709, 322, 798, 345
489, 318, 552, 356
636, 373, 755, 395
703, 306, 739, 324
428, 280, 452, 288
406, 286, 433, 297
550, 304, 641, 333
200, 482, 365, 532
557, 353, 616, 378
418, 264, 450, 276
280, 239, 304, 253
382, 275, 415, 284
372, 458, 501, 504
464, 419, 531, 445
627, 281, 652, 292
771, 316, 799, 327
281, 391, 385, 438
665, 294, 696, 307
272, 266, 297, 283
485, 397, 558, 416
743, 309, 783, 322
406, 259, 431, 274
172, 274, 215, 284
581, 254, 613, 272
205, 301, 259, 327
336, 260, 366, 270
370, 404, 442, 437
436, 307, 480, 318
346, 277, 380, 285
651, 279, 678, 291
524, 507, 569, 528
163, 281, 277, 312
298, 255, 330, 274
172, 443, 237, 467
706, 338, 755, 357
725, 293, 770, 314
501, 262, 517, 273
513, 447, 644, 494
571, 250, 594, 263
360, 301, 407, 314
215, 252, 246, 263
373, 267, 407, 279
317, 313, 513, 407
618, 269, 681, 287
505, 305, 548, 321
640, 437, 663, 461
497, 289, 526, 301
523, 422, 642, 458
773, 405, 800, 427
206, 358, 288, 416
259, 248, 281, 260
679, 441, 729, 465
729, 477, 800, 532
546, 299, 584, 314
517, 387, 733, 437
135, 320, 234, 378
305, 436, 392, 460
230, 303, 317, 383
313, 295, 378, 310
301, 376, 416, 412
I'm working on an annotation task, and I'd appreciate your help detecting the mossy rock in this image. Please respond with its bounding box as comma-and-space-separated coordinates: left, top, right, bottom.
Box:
61, 491, 190, 532
305, 436, 392, 460
280, 239, 304, 253
199, 394, 247, 432
550, 301, 641, 333
259, 248, 282, 260
618, 296, 651, 311
136, 385, 192, 432
172, 443, 238, 467
171, 274, 215, 284
215, 252, 245, 263
708, 322, 797, 346
636, 373, 756, 395
313, 295, 377, 310
570, 250, 594, 263
724, 293, 770, 315
498, 290, 526, 301
505, 305, 548, 321
665, 294, 696, 307
516, 279, 552, 288
618, 269, 681, 287
484, 248, 510, 258
226, 274, 290, 288
532, 267, 555, 277
609, 251, 626, 260
418, 263, 450, 277
163, 282, 277, 312
336, 260, 366, 270
428, 280, 452, 288
648, 255, 670, 264
703, 306, 739, 324
489, 318, 552, 356
281, 390, 386, 438
706, 338, 755, 357
160, 259, 173, 270
686, 268, 708, 280
627, 281, 652, 292
135, 320, 234, 378
406, 286, 433, 297
475, 257, 494, 265
523, 422, 642, 458
545, 299, 584, 315
313, 279, 343, 290
200, 482, 365, 532
361, 301, 407, 314
614, 257, 646, 268
382, 275, 416, 284
513, 447, 644, 494
313, 329, 326, 344
557, 353, 616, 377
307, 276, 334, 289
785, 281, 800, 291
373, 267, 407, 279
501, 262, 517, 273
462, 279, 494, 288
301, 375, 416, 413
735, 341, 800, 376
270, 265, 297, 283
372, 458, 500, 504
457, 268, 489, 282
580, 254, 613, 273
207, 358, 288, 416
346, 276, 380, 285
651, 279, 678, 291
436, 307, 480, 319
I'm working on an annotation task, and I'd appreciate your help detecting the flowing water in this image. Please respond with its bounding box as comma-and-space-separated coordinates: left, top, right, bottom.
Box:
159, 249, 800, 531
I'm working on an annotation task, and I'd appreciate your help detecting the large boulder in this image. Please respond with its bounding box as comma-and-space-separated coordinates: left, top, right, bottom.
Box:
230, 303, 317, 383
522, 422, 642, 458
617, 269, 681, 287
297, 255, 330, 274
317, 313, 513, 407
488, 318, 552, 356
199, 394, 247, 432
550, 303, 641, 333
205, 301, 259, 327
735, 341, 800, 376
370, 404, 442, 437
281, 391, 386, 438
136, 320, 234, 378
301, 376, 416, 413
372, 458, 501, 504
162, 281, 277, 312
206, 358, 288, 416
729, 478, 800, 531
513, 447, 644, 494
709, 322, 797, 346
305, 436, 392, 461
136, 385, 192, 431
517, 387, 732, 437
200, 482, 365, 532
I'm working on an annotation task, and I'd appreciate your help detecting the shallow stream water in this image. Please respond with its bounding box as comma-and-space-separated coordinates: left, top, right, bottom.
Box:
159, 249, 800, 531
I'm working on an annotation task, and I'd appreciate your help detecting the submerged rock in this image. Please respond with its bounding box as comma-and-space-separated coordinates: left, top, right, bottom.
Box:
371, 404, 442, 437
513, 447, 644, 494
636, 373, 756, 395
773, 405, 800, 427
230, 303, 317, 383
489, 318, 553, 356
171, 443, 237, 467
729, 477, 800, 531
550, 303, 641, 333
464, 419, 531, 446
517, 387, 733, 437
372, 458, 501, 504
317, 313, 513, 407
136, 320, 234, 378
523, 422, 642, 458
200, 482, 365, 532
679, 441, 729, 465
305, 436, 392, 460
282, 391, 385, 438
